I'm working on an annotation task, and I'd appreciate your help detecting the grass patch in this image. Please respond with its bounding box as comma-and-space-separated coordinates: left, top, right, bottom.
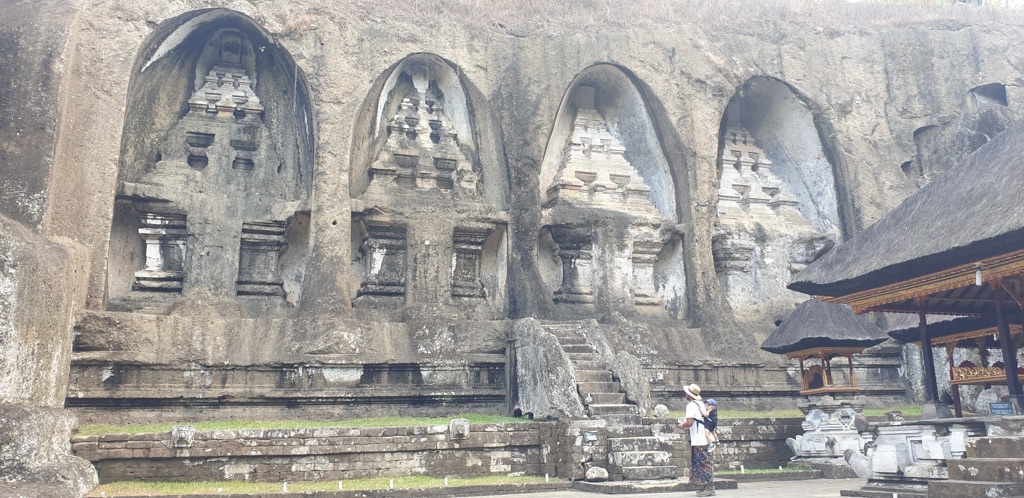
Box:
669, 405, 923, 420
862, 405, 921, 417
718, 466, 814, 475
88, 476, 559, 496
669, 409, 803, 419
77, 414, 523, 436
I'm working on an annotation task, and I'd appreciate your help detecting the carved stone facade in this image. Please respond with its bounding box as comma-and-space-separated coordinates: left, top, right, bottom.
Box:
541, 84, 680, 317
8, 4, 979, 426
106, 27, 312, 314
351, 58, 507, 319
713, 79, 839, 328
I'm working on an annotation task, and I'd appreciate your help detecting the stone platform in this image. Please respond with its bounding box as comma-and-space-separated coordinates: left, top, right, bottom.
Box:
572, 478, 738, 494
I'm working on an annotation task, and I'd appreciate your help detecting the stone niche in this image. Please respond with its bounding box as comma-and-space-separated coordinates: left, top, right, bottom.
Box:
538, 66, 685, 319
105, 20, 314, 315
349, 55, 509, 321
712, 77, 840, 331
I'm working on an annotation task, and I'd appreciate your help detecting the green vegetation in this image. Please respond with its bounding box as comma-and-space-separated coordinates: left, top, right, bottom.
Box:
80, 405, 926, 436
669, 405, 922, 420
77, 414, 523, 436
339, 0, 1024, 37
718, 466, 814, 475
863, 405, 922, 417
88, 476, 559, 496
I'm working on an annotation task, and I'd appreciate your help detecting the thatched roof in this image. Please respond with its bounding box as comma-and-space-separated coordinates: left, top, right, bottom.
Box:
888, 315, 995, 344
761, 298, 889, 354
789, 121, 1024, 297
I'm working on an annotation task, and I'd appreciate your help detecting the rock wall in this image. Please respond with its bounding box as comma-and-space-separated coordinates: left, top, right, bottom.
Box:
0, 1, 98, 495
5, 1, 1024, 424
73, 422, 546, 482
71, 418, 802, 483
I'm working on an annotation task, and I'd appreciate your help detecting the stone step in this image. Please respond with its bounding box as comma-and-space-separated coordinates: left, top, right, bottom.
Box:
927, 479, 1024, 498
968, 437, 1024, 459
563, 344, 597, 354
572, 360, 609, 371
575, 370, 613, 383
609, 436, 664, 453
609, 450, 672, 467
840, 487, 927, 498
984, 418, 1024, 437
948, 457, 1024, 482
603, 425, 653, 438
602, 413, 643, 425
588, 392, 626, 404
554, 334, 589, 345
589, 404, 637, 416
620, 465, 678, 480
542, 323, 586, 332
567, 352, 602, 362
577, 381, 621, 395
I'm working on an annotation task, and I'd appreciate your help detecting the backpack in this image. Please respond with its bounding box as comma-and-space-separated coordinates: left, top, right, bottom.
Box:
704, 410, 718, 432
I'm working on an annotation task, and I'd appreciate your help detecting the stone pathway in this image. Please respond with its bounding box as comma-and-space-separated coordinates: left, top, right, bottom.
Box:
457, 478, 869, 498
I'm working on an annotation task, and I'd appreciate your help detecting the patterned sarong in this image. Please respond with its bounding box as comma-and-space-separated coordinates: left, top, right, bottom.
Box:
689, 445, 714, 485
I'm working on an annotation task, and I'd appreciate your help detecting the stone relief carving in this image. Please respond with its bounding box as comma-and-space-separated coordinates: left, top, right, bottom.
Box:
351, 58, 507, 318
107, 29, 310, 312
353, 220, 408, 302
133, 211, 187, 293
713, 109, 835, 321
542, 85, 677, 314
366, 64, 478, 197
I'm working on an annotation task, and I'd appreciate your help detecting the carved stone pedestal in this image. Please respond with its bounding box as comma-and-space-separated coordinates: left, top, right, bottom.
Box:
548, 224, 595, 305
786, 395, 868, 478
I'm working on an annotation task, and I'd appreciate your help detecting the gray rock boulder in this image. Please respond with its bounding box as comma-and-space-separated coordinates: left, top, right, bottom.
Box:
585, 466, 609, 482
512, 319, 585, 420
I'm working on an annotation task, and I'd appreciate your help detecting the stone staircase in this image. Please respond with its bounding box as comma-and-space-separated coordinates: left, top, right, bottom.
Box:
928, 434, 1024, 498
544, 322, 678, 481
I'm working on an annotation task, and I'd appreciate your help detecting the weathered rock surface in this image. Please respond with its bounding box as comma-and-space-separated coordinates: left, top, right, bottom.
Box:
585, 465, 610, 482
3, 0, 1023, 436
0, 217, 97, 495
512, 319, 586, 420
0, 405, 98, 498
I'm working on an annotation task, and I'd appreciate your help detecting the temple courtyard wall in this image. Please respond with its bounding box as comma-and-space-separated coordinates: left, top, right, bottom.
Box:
71, 419, 801, 483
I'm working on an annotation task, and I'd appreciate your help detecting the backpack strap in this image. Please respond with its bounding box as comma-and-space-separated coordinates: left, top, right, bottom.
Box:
687, 400, 704, 427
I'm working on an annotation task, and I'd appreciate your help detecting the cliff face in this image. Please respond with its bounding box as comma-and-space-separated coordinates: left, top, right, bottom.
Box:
3, 0, 1023, 431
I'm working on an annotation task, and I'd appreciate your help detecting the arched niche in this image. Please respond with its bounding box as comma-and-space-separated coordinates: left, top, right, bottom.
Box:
349, 54, 506, 209
348, 54, 509, 320
712, 76, 842, 326
105, 9, 315, 315
717, 77, 842, 237
537, 64, 685, 319
539, 65, 677, 221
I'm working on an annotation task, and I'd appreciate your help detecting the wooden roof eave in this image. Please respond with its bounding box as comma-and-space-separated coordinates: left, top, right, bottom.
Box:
785, 347, 867, 360
819, 248, 1024, 314
903, 324, 1024, 347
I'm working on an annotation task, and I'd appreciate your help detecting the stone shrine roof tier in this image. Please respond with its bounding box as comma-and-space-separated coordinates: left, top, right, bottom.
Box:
788, 121, 1024, 306
761, 298, 889, 355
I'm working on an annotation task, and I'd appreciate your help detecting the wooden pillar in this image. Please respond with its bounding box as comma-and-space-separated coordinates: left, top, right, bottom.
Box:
947, 343, 962, 418
918, 299, 940, 403
798, 356, 807, 390
824, 351, 834, 387
848, 354, 857, 388
994, 281, 1023, 400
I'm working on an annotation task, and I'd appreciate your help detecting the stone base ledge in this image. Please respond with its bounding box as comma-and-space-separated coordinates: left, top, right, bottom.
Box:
572, 478, 738, 494
105, 481, 573, 498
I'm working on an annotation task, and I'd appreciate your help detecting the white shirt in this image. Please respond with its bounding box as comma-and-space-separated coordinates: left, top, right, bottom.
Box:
686, 400, 708, 446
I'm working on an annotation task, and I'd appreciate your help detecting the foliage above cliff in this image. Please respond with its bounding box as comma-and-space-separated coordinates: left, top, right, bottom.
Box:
332, 0, 1024, 36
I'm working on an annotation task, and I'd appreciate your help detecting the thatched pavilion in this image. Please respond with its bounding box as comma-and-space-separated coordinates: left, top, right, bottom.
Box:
889, 315, 1023, 417
790, 121, 1024, 419
763, 298, 889, 395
